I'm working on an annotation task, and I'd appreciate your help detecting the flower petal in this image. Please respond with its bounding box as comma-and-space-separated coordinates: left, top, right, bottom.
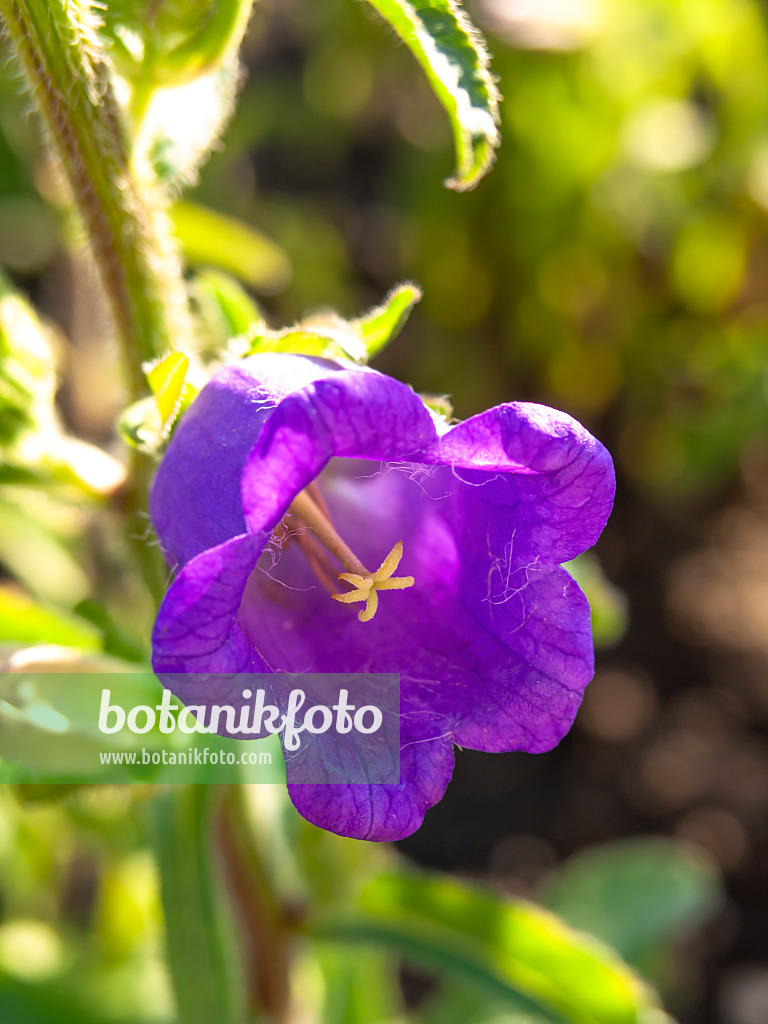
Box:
433, 402, 615, 568
241, 369, 439, 534
286, 704, 455, 841
152, 532, 266, 674
151, 355, 360, 568
238, 463, 593, 753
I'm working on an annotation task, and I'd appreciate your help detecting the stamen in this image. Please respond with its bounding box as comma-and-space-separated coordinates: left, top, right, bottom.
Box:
289, 489, 368, 577
286, 489, 415, 622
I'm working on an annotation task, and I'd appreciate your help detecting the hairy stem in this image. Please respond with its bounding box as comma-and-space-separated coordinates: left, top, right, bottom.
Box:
0, 0, 188, 398
0, 0, 190, 602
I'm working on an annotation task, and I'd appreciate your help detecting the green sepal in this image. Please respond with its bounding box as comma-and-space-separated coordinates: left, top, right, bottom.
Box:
119, 352, 198, 456
353, 281, 423, 358
249, 282, 422, 363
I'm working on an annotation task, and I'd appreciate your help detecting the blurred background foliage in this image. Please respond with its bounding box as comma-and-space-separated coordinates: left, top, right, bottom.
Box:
1, 0, 768, 1021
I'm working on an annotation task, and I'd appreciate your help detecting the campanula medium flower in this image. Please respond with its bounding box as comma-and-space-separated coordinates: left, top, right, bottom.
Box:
150, 354, 615, 840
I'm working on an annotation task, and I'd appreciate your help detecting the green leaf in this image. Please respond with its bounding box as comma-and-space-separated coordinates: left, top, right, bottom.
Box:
153, 787, 247, 1024
0, 270, 57, 451
419, 980, 556, 1024
0, 586, 100, 649
309, 872, 672, 1024
0, 661, 160, 782
193, 270, 266, 341
146, 60, 240, 187
0, 500, 90, 606
541, 841, 722, 966
103, 0, 255, 87
0, 661, 284, 785
315, 947, 402, 1024
364, 0, 500, 190
172, 201, 292, 293
0, 272, 126, 497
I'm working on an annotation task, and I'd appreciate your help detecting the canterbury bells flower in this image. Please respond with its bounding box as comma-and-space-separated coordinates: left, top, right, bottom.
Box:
150, 354, 615, 840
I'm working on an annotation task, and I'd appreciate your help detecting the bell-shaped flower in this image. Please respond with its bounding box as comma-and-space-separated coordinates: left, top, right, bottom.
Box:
151, 354, 615, 840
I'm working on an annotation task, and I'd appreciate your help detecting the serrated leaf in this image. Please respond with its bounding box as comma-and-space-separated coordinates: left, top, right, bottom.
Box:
365, 0, 500, 190
541, 841, 722, 966
172, 201, 292, 293
309, 872, 672, 1024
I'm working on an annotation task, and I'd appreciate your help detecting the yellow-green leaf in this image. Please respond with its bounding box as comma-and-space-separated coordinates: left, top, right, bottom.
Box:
172, 201, 292, 293
309, 871, 672, 1024
146, 351, 190, 425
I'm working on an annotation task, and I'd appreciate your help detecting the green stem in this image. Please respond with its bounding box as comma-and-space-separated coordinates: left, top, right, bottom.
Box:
0, 0, 190, 602
0, 0, 188, 399
218, 785, 293, 1021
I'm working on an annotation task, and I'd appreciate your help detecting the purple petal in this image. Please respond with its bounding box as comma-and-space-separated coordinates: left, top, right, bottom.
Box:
433, 402, 616, 568
241, 368, 439, 534
238, 461, 593, 753
287, 705, 455, 841
152, 533, 266, 674
151, 355, 362, 568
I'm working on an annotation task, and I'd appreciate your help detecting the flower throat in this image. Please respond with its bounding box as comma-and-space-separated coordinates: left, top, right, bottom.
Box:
281, 486, 415, 622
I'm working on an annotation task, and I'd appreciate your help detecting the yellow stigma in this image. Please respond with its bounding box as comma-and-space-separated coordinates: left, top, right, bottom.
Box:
331, 540, 415, 622
286, 489, 416, 623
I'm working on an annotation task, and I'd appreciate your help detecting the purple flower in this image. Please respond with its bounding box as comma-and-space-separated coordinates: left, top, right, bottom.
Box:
150, 354, 615, 840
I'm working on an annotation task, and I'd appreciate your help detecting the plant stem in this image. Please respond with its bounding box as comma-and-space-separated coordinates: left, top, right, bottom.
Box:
217, 785, 293, 1021
0, 0, 188, 400
0, 0, 190, 602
